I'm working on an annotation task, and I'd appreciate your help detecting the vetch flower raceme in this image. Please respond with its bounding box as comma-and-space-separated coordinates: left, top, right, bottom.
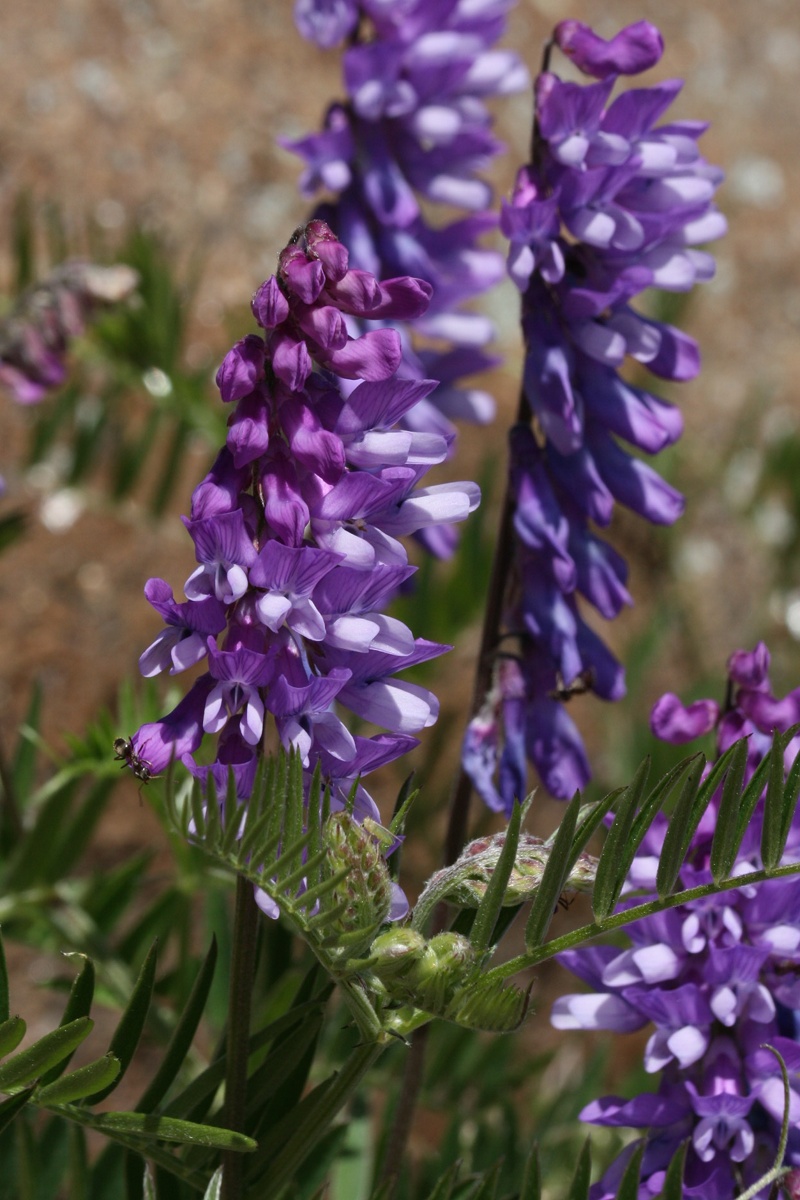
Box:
286, 0, 529, 540
464, 18, 725, 808
123, 220, 480, 915
552, 644, 800, 1198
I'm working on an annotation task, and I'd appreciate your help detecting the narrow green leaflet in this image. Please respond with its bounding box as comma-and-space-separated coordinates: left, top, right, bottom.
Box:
36, 1054, 121, 1105
85, 1112, 256, 1151
38, 954, 96, 1087
761, 724, 800, 870
566, 1139, 592, 1200
592, 758, 650, 920
470, 801, 523, 952
525, 789, 582, 948
0, 1017, 93, 1090
85, 940, 158, 1104
714, 734, 758, 878
614, 1140, 644, 1200
657, 744, 739, 897
0, 1017, 26, 1060
519, 1144, 541, 1200
0, 1086, 35, 1136
203, 1168, 223, 1200
134, 937, 218, 1114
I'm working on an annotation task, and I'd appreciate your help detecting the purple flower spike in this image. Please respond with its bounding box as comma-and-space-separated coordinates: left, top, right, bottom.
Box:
554, 20, 664, 80
286, 0, 529, 533
465, 17, 724, 802
556, 643, 800, 1194
127, 221, 478, 922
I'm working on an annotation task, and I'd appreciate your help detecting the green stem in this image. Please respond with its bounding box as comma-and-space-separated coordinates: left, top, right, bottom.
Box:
263, 1040, 384, 1199
222, 874, 259, 1200
481, 860, 800, 986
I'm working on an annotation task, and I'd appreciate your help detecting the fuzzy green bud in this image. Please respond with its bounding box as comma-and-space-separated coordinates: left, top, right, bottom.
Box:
324, 812, 393, 938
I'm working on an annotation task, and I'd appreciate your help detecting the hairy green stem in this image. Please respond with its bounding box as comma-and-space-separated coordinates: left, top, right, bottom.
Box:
481, 860, 800, 986
222, 874, 259, 1200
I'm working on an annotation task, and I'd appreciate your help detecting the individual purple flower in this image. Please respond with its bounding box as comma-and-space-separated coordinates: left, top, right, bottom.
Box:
0, 262, 138, 404
126, 221, 479, 920
554, 645, 800, 1197
138, 580, 228, 678
286, 0, 529, 554
465, 19, 724, 806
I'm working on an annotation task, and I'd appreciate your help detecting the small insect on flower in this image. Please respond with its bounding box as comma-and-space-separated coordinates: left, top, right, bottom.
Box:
113, 737, 156, 784
548, 669, 595, 703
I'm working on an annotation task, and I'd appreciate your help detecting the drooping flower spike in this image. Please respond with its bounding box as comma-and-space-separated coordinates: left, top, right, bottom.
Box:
464, 18, 726, 808
553, 643, 800, 1198
287, 0, 529, 541
124, 220, 479, 914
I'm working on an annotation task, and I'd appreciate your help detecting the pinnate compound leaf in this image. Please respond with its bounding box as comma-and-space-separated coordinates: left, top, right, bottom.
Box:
525, 789, 582, 948
471, 800, 523, 952
567, 1138, 592, 1200
86, 1111, 256, 1151
711, 739, 767, 882
0, 1017, 93, 1089
593, 758, 651, 920
85, 939, 158, 1104
36, 1054, 121, 1105
0, 1016, 26, 1060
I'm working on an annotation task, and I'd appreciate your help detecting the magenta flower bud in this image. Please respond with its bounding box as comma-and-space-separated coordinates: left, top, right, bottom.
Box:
215, 334, 265, 403
650, 694, 719, 744
554, 19, 664, 80
251, 276, 289, 329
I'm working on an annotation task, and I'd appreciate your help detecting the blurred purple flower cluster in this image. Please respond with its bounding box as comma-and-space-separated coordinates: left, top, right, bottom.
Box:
0, 261, 138, 404
553, 643, 800, 1198
463, 19, 726, 808
126, 220, 479, 915
287, 0, 528, 552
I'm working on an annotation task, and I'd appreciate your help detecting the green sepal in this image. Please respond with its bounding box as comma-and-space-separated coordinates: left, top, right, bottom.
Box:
0, 1017, 93, 1089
